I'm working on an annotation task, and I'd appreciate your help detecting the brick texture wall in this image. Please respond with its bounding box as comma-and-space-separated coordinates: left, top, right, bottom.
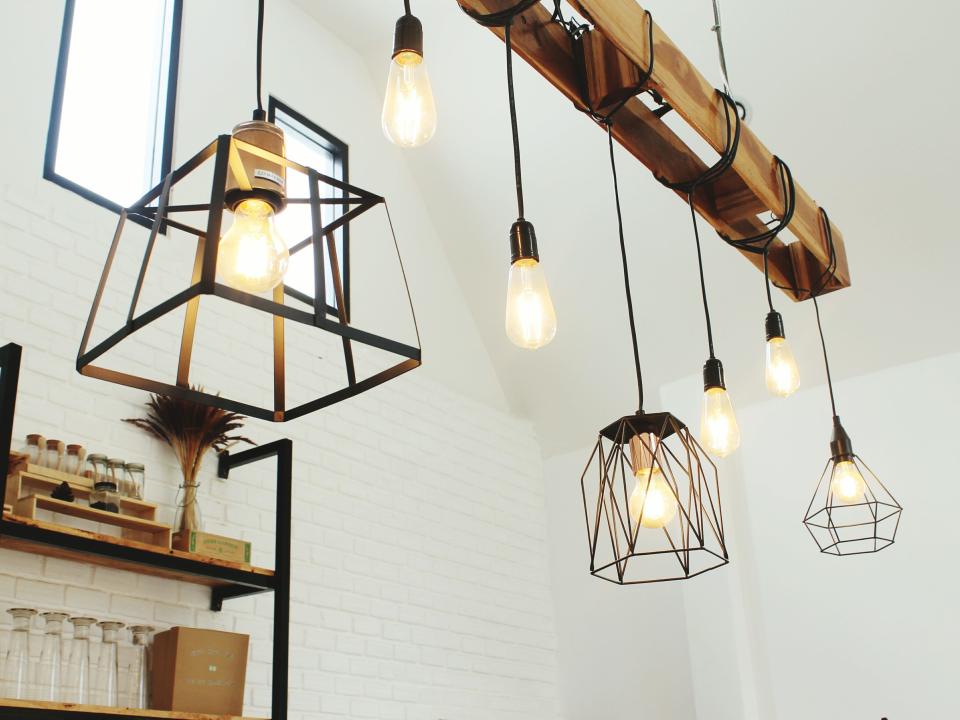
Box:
0, 181, 560, 720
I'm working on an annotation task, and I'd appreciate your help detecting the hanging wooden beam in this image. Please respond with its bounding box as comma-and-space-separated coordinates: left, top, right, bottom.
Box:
456, 0, 850, 300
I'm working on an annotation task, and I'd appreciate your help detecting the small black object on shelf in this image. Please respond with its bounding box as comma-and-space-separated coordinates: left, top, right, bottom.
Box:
51, 481, 75, 503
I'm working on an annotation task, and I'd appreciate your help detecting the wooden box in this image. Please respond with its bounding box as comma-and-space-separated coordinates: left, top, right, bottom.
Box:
173, 530, 251, 564
150, 627, 249, 715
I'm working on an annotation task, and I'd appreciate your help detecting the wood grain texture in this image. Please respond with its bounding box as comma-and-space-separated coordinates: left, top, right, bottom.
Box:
0, 699, 265, 719
456, 0, 850, 299
0, 511, 273, 584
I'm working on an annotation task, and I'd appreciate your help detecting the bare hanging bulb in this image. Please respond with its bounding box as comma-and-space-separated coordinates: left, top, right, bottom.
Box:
382, 8, 437, 148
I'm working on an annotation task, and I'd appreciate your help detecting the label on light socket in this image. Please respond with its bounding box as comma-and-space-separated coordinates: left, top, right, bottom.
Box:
254, 168, 284, 188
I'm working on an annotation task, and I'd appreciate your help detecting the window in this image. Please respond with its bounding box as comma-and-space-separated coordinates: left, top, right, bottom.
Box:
45, 0, 182, 212
269, 98, 350, 314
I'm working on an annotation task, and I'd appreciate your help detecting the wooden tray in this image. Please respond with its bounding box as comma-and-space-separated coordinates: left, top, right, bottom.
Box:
14, 495, 172, 549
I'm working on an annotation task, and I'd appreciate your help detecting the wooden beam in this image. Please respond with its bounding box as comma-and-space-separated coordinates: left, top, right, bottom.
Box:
456, 0, 850, 299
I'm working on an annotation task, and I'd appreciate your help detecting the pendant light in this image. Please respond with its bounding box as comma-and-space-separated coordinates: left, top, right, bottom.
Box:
581, 120, 728, 585
76, 0, 422, 421
462, 1, 557, 349
803, 210, 901, 555
687, 198, 740, 457
382, 0, 437, 148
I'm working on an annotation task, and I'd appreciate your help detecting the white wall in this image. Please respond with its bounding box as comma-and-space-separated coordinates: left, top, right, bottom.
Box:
660, 351, 960, 719
0, 2, 562, 718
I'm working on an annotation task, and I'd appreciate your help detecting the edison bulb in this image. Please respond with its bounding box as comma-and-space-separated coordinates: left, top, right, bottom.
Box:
765, 336, 800, 397
830, 460, 865, 504
216, 199, 289, 294
382, 50, 437, 148
628, 467, 678, 529
700, 386, 741, 457
505, 258, 557, 349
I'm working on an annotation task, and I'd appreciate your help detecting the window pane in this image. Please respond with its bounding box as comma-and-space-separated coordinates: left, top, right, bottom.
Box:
272, 106, 347, 310
53, 0, 175, 206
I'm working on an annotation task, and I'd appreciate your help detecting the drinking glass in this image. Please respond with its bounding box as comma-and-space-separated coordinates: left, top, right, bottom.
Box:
37, 612, 67, 702
3, 608, 37, 700
65, 616, 96, 704
97, 621, 124, 707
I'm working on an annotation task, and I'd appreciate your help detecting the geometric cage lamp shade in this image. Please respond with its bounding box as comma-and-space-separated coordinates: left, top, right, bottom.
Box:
77, 133, 421, 422
581, 411, 729, 585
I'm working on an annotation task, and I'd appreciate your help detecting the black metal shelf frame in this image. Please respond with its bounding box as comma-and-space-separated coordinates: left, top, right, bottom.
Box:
0, 343, 291, 720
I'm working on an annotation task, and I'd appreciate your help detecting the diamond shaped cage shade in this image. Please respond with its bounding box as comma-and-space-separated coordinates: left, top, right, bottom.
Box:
803, 455, 902, 556
581, 412, 729, 585
76, 134, 421, 422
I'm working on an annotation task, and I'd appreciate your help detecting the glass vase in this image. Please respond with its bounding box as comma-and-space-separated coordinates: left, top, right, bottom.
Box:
3, 608, 37, 700
127, 625, 154, 709
37, 612, 67, 702
65, 616, 96, 704
97, 621, 124, 708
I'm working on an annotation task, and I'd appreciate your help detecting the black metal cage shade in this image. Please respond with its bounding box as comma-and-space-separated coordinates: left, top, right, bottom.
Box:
803, 454, 902, 556
581, 412, 728, 585
77, 134, 421, 422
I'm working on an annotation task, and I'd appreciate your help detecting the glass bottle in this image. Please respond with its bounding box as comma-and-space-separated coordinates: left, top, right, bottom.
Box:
106, 459, 125, 488
85, 454, 108, 483
97, 621, 124, 708
124, 464, 145, 501
4, 608, 37, 700
64, 445, 87, 476
20, 434, 44, 464
127, 626, 154, 709
37, 612, 67, 702
89, 479, 120, 514
65, 616, 96, 704
42, 440, 65, 471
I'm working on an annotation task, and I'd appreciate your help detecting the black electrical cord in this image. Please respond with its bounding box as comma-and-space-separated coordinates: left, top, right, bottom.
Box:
813, 294, 837, 419
504, 22, 525, 219
255, 0, 265, 119
606, 120, 644, 413
459, 0, 540, 28
688, 195, 717, 360
404, 0, 411, 15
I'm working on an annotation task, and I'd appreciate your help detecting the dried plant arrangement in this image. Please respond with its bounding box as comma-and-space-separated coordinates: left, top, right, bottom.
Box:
124, 391, 253, 532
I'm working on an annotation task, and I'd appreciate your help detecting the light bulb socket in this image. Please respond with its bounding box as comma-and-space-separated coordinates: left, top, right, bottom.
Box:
509, 219, 540, 264
393, 13, 424, 59
765, 311, 785, 342
224, 119, 287, 213
703, 358, 726, 391
830, 416, 854, 461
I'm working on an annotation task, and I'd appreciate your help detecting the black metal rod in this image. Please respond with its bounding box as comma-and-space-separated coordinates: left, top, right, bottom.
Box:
504, 22, 525, 219
605, 123, 643, 413
0, 344, 22, 490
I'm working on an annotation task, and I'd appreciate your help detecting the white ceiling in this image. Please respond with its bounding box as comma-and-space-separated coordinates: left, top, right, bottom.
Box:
294, 0, 960, 455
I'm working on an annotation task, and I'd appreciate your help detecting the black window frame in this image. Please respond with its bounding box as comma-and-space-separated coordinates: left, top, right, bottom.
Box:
44, 0, 183, 215
268, 96, 351, 318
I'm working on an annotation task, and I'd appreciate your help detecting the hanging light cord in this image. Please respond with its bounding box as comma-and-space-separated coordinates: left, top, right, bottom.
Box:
812, 295, 837, 419
606, 122, 644, 412
504, 22, 525, 219
404, 0, 411, 15
255, 0, 265, 118
711, 0, 733, 97
687, 197, 717, 359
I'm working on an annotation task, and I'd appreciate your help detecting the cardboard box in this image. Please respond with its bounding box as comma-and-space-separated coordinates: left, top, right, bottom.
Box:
150, 626, 249, 715
173, 529, 252, 564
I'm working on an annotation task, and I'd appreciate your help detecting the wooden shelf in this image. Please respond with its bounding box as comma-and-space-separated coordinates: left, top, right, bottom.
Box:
15, 495, 172, 548
0, 699, 266, 719
0, 511, 273, 610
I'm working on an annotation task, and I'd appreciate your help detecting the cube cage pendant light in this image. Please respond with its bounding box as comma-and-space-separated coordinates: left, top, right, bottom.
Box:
77, 133, 421, 422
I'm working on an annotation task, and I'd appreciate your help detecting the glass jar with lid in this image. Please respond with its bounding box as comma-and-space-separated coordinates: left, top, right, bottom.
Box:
64, 444, 86, 476
85, 454, 108, 483
124, 463, 145, 500
20, 434, 45, 464
90, 477, 120, 513
42, 439, 65, 471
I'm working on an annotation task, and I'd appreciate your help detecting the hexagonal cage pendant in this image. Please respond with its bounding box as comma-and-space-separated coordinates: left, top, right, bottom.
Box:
803, 456, 901, 555
581, 412, 728, 585
77, 134, 421, 422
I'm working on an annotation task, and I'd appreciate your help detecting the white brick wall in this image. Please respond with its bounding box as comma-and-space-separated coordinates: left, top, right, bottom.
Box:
0, 181, 560, 719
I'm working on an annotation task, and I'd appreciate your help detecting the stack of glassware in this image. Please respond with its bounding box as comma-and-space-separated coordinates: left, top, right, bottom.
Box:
0, 608, 156, 709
